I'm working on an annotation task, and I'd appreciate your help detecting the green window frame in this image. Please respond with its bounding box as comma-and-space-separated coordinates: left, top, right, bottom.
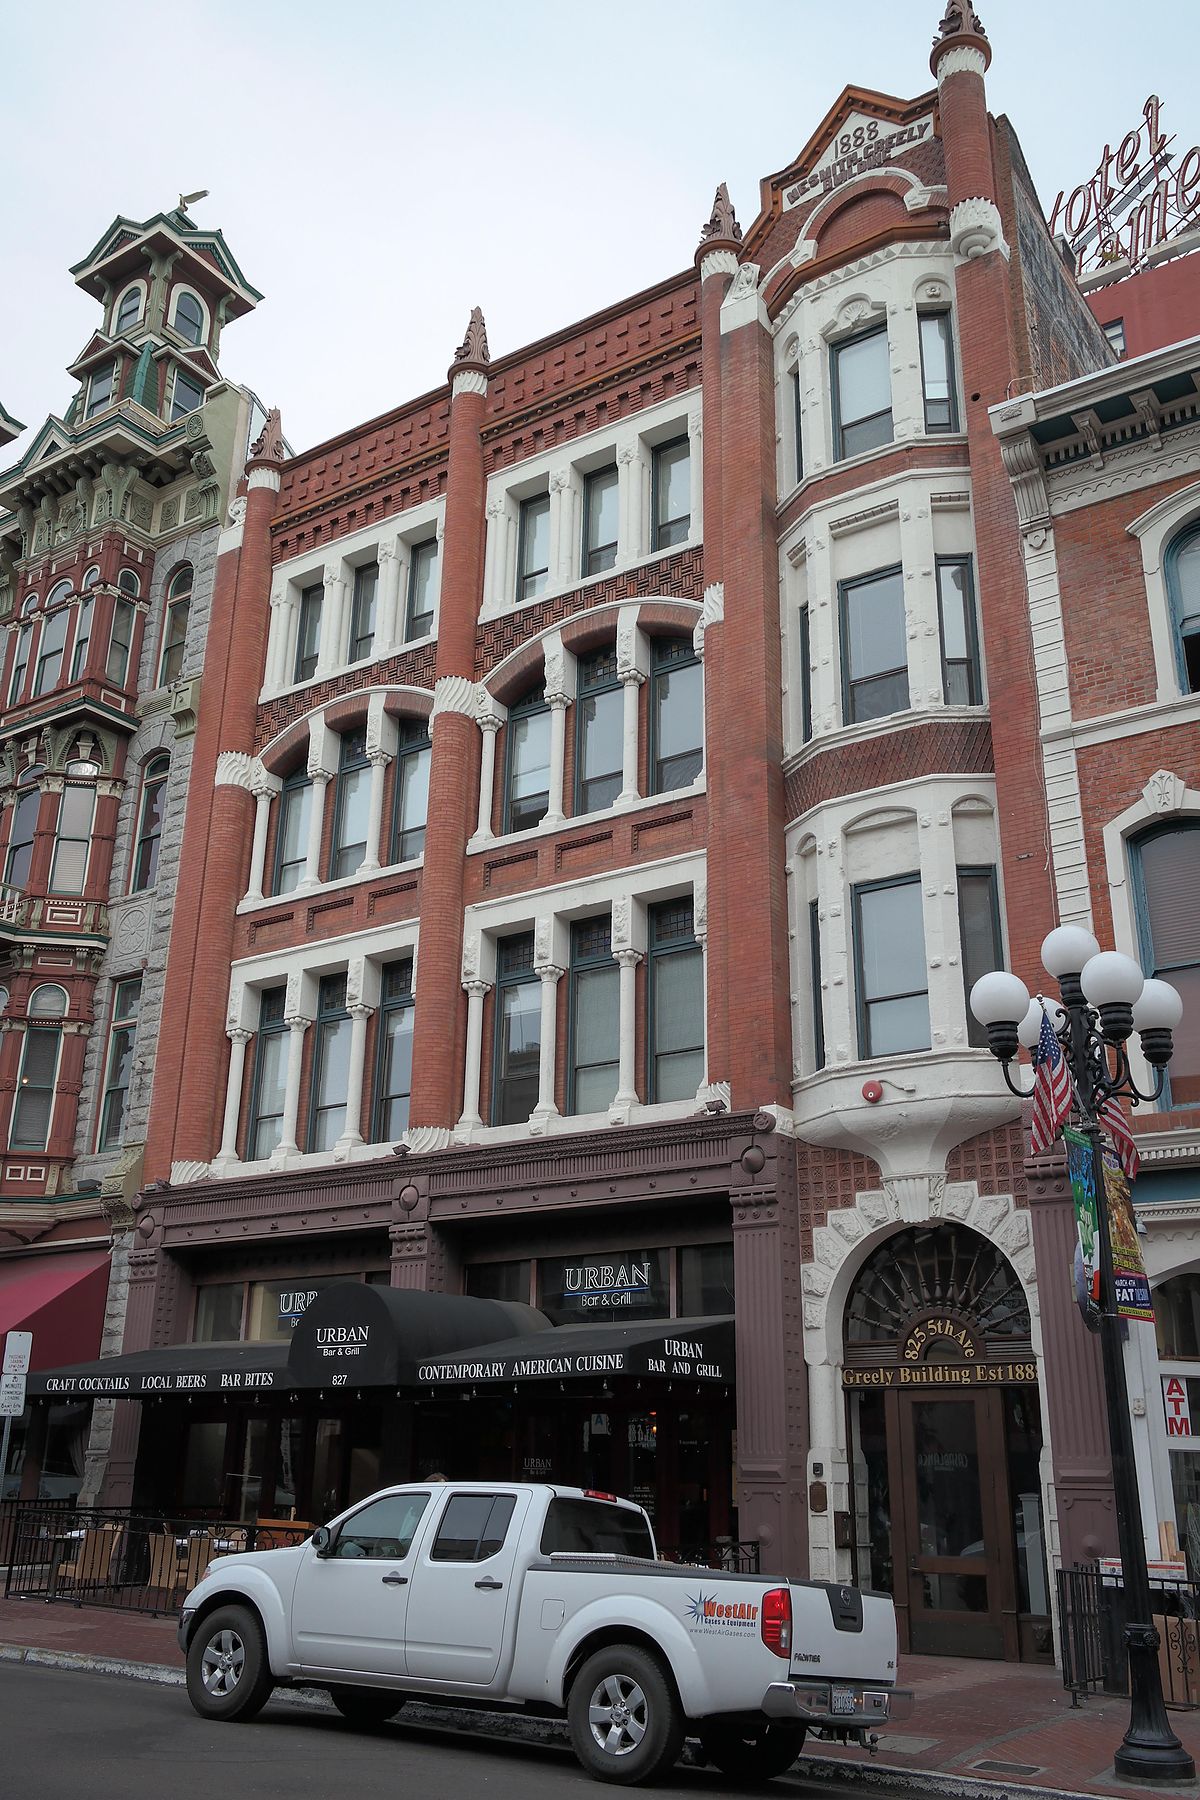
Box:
937, 556, 982, 706
957, 866, 1003, 1049
372, 959, 414, 1142
405, 539, 438, 640
574, 647, 623, 815
651, 436, 690, 550
306, 973, 351, 1152
582, 465, 619, 575
517, 494, 551, 601
349, 561, 378, 663
389, 719, 431, 863
1166, 521, 1200, 695
504, 686, 551, 834
328, 728, 371, 880
646, 898, 704, 1102
98, 977, 142, 1151
491, 932, 540, 1126
649, 636, 703, 795
247, 987, 288, 1160
272, 769, 312, 895
567, 916, 619, 1115
294, 583, 323, 684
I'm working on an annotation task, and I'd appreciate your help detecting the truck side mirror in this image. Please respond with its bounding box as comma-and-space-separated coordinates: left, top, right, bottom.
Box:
311, 1525, 334, 1556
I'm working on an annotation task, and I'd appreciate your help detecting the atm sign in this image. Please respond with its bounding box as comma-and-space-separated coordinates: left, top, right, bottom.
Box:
1163, 1375, 1193, 1438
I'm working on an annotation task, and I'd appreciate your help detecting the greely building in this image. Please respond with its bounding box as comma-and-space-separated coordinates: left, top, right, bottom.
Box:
60, 6, 1151, 1663
0, 207, 270, 1501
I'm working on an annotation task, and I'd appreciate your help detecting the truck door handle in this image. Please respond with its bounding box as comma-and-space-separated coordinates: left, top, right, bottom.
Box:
475, 1577, 504, 1590
381, 1573, 409, 1586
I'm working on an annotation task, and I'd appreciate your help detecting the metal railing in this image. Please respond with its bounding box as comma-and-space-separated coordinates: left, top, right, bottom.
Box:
1058, 1562, 1200, 1710
669, 1539, 761, 1573
0, 885, 28, 927
2, 1501, 311, 1616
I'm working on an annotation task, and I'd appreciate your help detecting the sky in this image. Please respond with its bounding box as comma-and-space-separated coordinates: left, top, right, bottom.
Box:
0, 0, 1194, 459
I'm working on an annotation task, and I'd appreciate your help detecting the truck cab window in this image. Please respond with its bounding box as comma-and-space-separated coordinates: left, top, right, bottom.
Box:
333, 1492, 429, 1559
540, 1497, 655, 1558
430, 1493, 517, 1561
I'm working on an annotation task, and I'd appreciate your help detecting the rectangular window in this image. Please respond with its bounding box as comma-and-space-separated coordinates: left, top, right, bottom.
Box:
853, 875, 931, 1058
105, 598, 136, 685
194, 1283, 245, 1342
569, 916, 619, 1115
958, 867, 1003, 1050
329, 729, 370, 880
1104, 318, 1127, 358
373, 959, 414, 1142
33, 610, 69, 698
273, 775, 312, 895
832, 324, 892, 460
464, 1260, 532, 1304
158, 598, 189, 686
11, 1027, 60, 1149
248, 987, 288, 1160
937, 557, 982, 705
170, 366, 205, 421
98, 977, 141, 1151
798, 606, 813, 744
294, 583, 323, 683
390, 720, 431, 863
652, 436, 690, 550
679, 1242, 734, 1317
10, 623, 33, 703
647, 898, 704, 1102
505, 692, 551, 833
791, 366, 804, 485
349, 561, 378, 663
809, 897, 825, 1071
517, 493, 551, 601
840, 566, 908, 724
49, 784, 94, 893
492, 932, 540, 1126
919, 312, 959, 432
582, 465, 619, 575
406, 539, 438, 640
86, 362, 115, 419
70, 599, 94, 682
307, 973, 351, 1152
650, 637, 703, 793
575, 647, 623, 814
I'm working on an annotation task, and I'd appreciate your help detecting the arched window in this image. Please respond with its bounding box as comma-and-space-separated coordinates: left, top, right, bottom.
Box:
1132, 824, 1200, 1104
649, 635, 703, 794
114, 286, 143, 334
4, 765, 44, 889
117, 568, 141, 598
49, 781, 95, 894
28, 983, 68, 1017
504, 686, 551, 834
1167, 522, 1200, 694
172, 289, 205, 347
131, 756, 169, 891
82, 566, 102, 590
46, 580, 73, 608
11, 987, 65, 1150
159, 564, 193, 685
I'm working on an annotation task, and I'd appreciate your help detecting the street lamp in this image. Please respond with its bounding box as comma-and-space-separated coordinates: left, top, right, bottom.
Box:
970, 929, 1194, 1784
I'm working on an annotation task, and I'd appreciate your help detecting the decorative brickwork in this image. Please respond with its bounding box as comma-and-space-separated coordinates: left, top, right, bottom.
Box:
785, 717, 993, 821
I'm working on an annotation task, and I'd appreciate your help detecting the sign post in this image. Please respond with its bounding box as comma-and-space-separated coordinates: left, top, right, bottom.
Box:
1, 1331, 33, 1501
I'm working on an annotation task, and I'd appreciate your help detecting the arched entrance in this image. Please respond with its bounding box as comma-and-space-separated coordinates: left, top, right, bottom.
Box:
843, 1223, 1051, 1662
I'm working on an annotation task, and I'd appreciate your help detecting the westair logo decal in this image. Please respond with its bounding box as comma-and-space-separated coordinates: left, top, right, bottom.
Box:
685, 1591, 760, 1637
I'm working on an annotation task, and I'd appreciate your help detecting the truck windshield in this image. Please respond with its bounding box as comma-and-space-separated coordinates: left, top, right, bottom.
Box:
540, 1497, 654, 1559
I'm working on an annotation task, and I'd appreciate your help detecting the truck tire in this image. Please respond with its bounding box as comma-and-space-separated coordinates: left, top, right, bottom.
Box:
568, 1643, 684, 1786
698, 1720, 806, 1782
185, 1604, 274, 1723
327, 1686, 405, 1727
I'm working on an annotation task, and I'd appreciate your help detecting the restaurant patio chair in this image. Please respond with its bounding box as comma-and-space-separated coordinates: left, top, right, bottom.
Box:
146, 1530, 181, 1594
61, 1523, 120, 1589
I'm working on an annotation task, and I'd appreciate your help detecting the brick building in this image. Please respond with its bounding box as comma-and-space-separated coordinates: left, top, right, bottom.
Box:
17, 5, 1200, 1665
0, 207, 272, 1500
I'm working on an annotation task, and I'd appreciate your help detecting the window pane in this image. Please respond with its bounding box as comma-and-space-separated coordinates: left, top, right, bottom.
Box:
133, 774, 166, 891
653, 657, 703, 791
585, 467, 619, 572
332, 763, 370, 878
867, 994, 932, 1057
99, 1024, 136, 1149
508, 708, 551, 831
395, 744, 430, 860
250, 1030, 287, 1159
311, 1015, 352, 1150
653, 945, 703, 1100
350, 563, 377, 659
106, 600, 135, 683
836, 328, 890, 430
572, 962, 619, 1114
12, 1028, 58, 1149
33, 610, 69, 696
5, 787, 41, 888
844, 569, 908, 722
295, 586, 322, 681
159, 600, 189, 684
858, 880, 930, 1057
679, 1243, 735, 1317
519, 496, 550, 596
497, 982, 541, 1124
939, 564, 969, 660
1139, 830, 1200, 968
654, 439, 690, 547
195, 1284, 244, 1342
579, 684, 623, 812
378, 1004, 414, 1140
920, 313, 955, 429
431, 1493, 513, 1561
407, 540, 438, 637
49, 786, 94, 893
959, 871, 1001, 1049
336, 1493, 429, 1560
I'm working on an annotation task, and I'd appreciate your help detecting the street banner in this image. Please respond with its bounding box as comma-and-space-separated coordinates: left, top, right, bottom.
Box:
1103, 1145, 1154, 1322
1065, 1128, 1101, 1312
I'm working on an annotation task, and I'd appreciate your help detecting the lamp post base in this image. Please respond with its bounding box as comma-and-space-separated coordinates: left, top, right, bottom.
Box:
1113, 1629, 1196, 1784
1113, 1739, 1196, 1784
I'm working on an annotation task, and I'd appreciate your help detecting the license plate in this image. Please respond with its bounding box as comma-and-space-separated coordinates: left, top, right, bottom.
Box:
830, 1686, 857, 1716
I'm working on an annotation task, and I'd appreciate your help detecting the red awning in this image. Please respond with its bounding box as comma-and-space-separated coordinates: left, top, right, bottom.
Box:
0, 1249, 111, 1372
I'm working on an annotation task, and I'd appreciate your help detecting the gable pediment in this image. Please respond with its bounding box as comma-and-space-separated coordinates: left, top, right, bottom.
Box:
772, 86, 938, 212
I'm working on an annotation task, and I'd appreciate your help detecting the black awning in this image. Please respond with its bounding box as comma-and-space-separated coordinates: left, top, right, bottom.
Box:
27, 1338, 289, 1398
410, 1315, 735, 1387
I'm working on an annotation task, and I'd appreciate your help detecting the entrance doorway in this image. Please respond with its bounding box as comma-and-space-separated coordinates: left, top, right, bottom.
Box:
844, 1224, 1051, 1663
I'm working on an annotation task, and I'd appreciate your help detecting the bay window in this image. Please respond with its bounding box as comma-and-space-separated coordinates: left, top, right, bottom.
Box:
832, 324, 892, 459
11, 985, 67, 1151
840, 566, 908, 724
9, 621, 33, 702
568, 916, 619, 1113
4, 766, 43, 888
647, 898, 704, 1101
48, 783, 94, 893
853, 874, 931, 1058
575, 648, 623, 813
492, 933, 540, 1125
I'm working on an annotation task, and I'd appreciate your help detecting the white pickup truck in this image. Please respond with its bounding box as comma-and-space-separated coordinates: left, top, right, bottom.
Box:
179, 1481, 904, 1786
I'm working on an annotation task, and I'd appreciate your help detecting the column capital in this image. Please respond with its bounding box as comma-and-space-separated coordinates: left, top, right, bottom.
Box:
366, 747, 392, 768
463, 978, 493, 999
614, 947, 643, 970
347, 1001, 375, 1021
537, 963, 566, 984
226, 1026, 253, 1045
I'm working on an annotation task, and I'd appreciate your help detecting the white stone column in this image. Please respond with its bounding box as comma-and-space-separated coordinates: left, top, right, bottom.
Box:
610, 949, 642, 1123
482, 499, 511, 613
472, 699, 506, 844
359, 750, 391, 874
377, 541, 403, 651
544, 697, 569, 829
217, 1028, 252, 1162
244, 781, 278, 903
616, 676, 644, 806
275, 1019, 309, 1159
806, 530, 837, 733
457, 980, 491, 1134
687, 410, 703, 541
815, 832, 852, 1062
301, 774, 329, 890
898, 499, 941, 710
529, 965, 563, 1132
549, 468, 574, 587
317, 562, 346, 676
335, 1002, 374, 1153
266, 584, 291, 691
917, 803, 966, 1052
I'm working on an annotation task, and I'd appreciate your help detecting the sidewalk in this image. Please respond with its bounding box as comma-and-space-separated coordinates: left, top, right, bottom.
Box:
2, 1596, 1199, 1798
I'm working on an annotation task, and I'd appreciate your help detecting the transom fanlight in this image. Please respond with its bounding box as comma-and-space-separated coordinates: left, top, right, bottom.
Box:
844, 1224, 1030, 1352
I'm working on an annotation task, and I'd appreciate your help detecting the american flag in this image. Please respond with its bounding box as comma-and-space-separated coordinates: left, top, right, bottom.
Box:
1030, 1006, 1074, 1156
1098, 1093, 1140, 1183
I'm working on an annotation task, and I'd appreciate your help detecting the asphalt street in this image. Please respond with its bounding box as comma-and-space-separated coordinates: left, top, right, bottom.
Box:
0, 1664, 818, 1800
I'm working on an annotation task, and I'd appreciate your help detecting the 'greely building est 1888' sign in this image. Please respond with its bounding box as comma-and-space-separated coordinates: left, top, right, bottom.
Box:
1049, 95, 1200, 272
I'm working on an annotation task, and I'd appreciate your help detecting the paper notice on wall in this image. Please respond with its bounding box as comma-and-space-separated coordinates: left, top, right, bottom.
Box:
1164, 1375, 1193, 1439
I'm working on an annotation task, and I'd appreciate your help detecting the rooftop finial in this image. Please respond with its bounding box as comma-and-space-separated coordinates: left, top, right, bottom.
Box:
933, 1, 987, 46
453, 306, 490, 368
700, 182, 742, 245
248, 406, 285, 465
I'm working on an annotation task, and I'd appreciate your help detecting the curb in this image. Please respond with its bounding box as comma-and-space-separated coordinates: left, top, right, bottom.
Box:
0, 1642, 1127, 1800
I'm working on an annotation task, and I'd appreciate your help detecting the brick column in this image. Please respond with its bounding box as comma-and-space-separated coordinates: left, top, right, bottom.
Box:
712, 261, 792, 1111
408, 311, 490, 1136
144, 429, 284, 1180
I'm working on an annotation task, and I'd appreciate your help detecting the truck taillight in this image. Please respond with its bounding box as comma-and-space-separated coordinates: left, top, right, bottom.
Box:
760, 1586, 792, 1658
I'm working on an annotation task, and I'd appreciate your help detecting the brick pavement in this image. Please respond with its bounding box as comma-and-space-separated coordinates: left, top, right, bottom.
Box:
2, 1598, 1199, 1797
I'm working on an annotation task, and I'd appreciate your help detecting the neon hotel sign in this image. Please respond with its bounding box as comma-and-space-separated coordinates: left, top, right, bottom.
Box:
1049, 95, 1200, 272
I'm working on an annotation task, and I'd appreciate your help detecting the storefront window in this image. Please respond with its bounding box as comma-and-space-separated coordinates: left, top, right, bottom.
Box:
181, 1421, 227, 1509
246, 1276, 348, 1344
1157, 1275, 1200, 1358
538, 1249, 669, 1325
679, 1243, 734, 1316
627, 1412, 658, 1520
194, 1282, 245, 1341
465, 1260, 532, 1305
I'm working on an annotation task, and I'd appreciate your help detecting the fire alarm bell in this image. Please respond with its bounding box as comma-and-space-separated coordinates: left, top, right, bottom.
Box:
862, 1080, 883, 1104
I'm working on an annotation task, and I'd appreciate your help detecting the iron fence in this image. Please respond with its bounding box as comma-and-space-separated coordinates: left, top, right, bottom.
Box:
1058, 1562, 1200, 1710
2, 1501, 310, 1616
670, 1539, 761, 1573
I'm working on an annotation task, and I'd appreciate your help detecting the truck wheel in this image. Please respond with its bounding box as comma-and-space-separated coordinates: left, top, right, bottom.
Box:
568, 1643, 684, 1786
327, 1686, 405, 1727
698, 1720, 806, 1782
185, 1604, 274, 1723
